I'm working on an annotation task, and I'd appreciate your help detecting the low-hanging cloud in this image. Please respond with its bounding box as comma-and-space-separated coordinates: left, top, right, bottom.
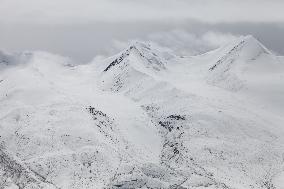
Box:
104, 30, 239, 58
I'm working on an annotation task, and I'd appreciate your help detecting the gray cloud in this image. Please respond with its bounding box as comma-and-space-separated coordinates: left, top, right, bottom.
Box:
1, 20, 284, 63
147, 30, 239, 56
1, 0, 284, 24
105, 30, 239, 57
0, 1, 283, 62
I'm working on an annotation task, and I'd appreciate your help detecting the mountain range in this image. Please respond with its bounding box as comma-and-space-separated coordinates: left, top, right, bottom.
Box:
0, 35, 284, 189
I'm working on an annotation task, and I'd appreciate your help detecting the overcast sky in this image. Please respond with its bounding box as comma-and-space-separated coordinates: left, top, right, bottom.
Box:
0, 0, 283, 62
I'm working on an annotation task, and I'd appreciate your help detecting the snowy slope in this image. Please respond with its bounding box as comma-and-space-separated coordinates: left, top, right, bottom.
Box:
1, 36, 284, 189
161, 36, 284, 116
0, 51, 164, 189
205, 36, 284, 116
98, 38, 284, 189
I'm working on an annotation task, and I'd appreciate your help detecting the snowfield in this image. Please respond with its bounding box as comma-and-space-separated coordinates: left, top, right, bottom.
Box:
0, 36, 284, 189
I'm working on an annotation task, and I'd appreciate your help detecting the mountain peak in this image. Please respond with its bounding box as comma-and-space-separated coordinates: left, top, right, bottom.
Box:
99, 41, 167, 92
242, 34, 255, 41
243, 34, 267, 46
207, 35, 278, 91
233, 35, 270, 56
103, 41, 166, 72
209, 35, 271, 71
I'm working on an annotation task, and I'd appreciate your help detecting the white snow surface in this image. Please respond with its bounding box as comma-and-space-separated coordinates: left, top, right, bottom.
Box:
0, 36, 284, 189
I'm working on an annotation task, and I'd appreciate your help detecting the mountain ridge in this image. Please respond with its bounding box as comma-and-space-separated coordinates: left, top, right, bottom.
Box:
103, 42, 166, 73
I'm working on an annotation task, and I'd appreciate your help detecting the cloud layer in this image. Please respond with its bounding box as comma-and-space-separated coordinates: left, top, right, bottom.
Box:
106, 31, 239, 57
1, 0, 284, 24
0, 0, 283, 62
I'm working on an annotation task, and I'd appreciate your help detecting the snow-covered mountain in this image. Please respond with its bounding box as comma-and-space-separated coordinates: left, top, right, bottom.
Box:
1, 36, 284, 189
99, 42, 167, 93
